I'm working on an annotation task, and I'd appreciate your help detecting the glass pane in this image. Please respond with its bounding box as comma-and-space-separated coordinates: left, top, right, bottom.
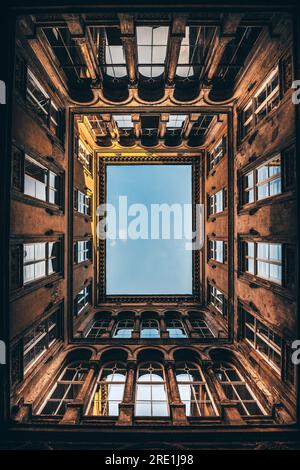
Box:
152, 402, 169, 416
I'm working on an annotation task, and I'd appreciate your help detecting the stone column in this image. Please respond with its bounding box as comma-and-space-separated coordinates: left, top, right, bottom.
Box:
159, 314, 169, 339
101, 313, 118, 338
117, 361, 137, 425
165, 362, 188, 425
132, 312, 141, 339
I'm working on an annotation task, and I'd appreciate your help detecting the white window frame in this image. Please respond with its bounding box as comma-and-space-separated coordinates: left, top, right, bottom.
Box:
243, 310, 282, 373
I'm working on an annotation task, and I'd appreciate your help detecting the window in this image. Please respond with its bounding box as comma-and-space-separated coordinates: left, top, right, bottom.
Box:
23, 309, 62, 371
137, 26, 169, 78
113, 114, 133, 129
208, 138, 225, 172
26, 69, 63, 139
74, 284, 92, 317
242, 67, 279, 137
135, 362, 169, 417
176, 362, 218, 417
166, 115, 187, 133
76, 190, 91, 216
39, 362, 89, 415
85, 319, 110, 338
243, 309, 282, 372
113, 319, 134, 339
208, 240, 227, 263
208, 283, 227, 317
140, 319, 160, 339
242, 155, 281, 205
23, 241, 61, 284
102, 28, 127, 78
214, 362, 265, 416
78, 139, 93, 174
166, 319, 188, 338
208, 188, 227, 215
242, 241, 282, 284
176, 26, 216, 78
190, 319, 215, 338
87, 362, 126, 416
24, 155, 61, 205
74, 240, 92, 264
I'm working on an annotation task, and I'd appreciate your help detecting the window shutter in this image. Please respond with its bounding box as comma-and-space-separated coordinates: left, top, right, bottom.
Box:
224, 242, 228, 263
11, 145, 24, 192
283, 146, 295, 191
223, 188, 228, 209
74, 189, 78, 210
236, 108, 242, 147
284, 244, 296, 290
74, 242, 78, 264
10, 245, 22, 290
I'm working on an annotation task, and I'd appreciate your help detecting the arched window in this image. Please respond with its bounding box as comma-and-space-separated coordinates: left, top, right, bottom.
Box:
190, 319, 215, 338
39, 361, 89, 415
140, 319, 160, 338
87, 362, 126, 416
86, 319, 110, 338
113, 319, 134, 338
175, 362, 218, 417
213, 362, 265, 416
135, 362, 169, 416
166, 319, 188, 338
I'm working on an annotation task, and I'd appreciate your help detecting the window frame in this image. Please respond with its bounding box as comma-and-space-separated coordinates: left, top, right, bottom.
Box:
74, 239, 92, 264
140, 319, 160, 339
75, 189, 92, 216
190, 319, 215, 338
214, 362, 266, 417
241, 307, 282, 374
38, 361, 89, 416
241, 66, 280, 139
10, 303, 63, 387
85, 318, 111, 338
241, 154, 282, 206
207, 281, 227, 318
86, 361, 127, 417
77, 139, 93, 175
74, 283, 92, 317
113, 319, 134, 339
241, 240, 282, 285
208, 188, 227, 217
11, 146, 64, 211
165, 318, 188, 338
135, 361, 169, 417
208, 239, 227, 264
175, 361, 219, 417
25, 68, 64, 142
23, 240, 62, 285
207, 137, 226, 173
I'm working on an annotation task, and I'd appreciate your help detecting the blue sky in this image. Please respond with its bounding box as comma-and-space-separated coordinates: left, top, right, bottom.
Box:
106, 164, 193, 295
